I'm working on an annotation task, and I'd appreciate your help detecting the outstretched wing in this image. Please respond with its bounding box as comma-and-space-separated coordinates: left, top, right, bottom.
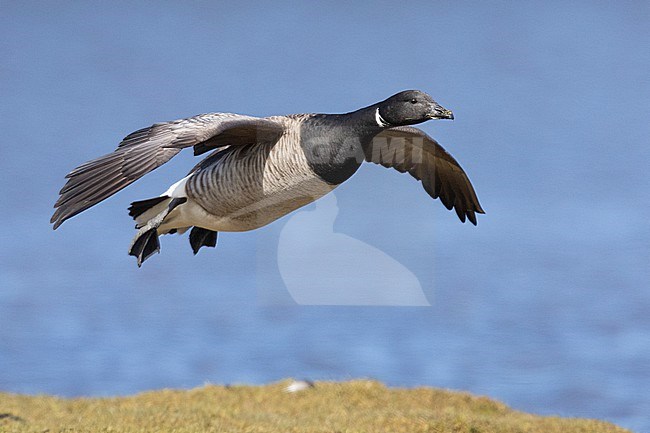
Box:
365, 126, 484, 224
51, 113, 284, 229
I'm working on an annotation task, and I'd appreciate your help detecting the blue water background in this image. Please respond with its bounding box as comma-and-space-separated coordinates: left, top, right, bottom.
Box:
1, 2, 649, 432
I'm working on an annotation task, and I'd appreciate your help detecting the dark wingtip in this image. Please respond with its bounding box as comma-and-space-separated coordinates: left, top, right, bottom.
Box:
470, 203, 486, 225
455, 206, 466, 223
51, 216, 60, 230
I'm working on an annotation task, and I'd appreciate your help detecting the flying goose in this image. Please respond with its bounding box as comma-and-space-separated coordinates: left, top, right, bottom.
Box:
51, 90, 484, 266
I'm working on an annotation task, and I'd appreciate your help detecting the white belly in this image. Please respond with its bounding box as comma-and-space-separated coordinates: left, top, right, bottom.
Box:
194, 181, 334, 232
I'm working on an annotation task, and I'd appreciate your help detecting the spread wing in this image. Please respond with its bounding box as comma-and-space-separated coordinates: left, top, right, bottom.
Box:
365, 126, 484, 224
51, 113, 284, 229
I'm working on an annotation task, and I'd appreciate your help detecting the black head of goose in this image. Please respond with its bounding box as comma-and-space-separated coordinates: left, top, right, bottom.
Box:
51, 90, 484, 266
373, 89, 454, 127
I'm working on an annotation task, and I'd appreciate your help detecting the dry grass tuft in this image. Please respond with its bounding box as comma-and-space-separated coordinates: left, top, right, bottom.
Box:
0, 380, 631, 433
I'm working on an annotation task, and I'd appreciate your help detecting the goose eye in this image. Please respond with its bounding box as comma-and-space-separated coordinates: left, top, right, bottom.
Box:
410, 98, 417, 104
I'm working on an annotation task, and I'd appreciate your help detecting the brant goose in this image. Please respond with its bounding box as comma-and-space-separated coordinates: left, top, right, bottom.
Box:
51, 90, 484, 266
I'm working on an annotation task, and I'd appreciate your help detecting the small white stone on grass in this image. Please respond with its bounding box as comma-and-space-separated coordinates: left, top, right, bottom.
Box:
284, 380, 314, 393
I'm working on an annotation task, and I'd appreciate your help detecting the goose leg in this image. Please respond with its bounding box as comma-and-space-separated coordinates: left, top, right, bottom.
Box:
128, 197, 187, 266
189, 227, 218, 255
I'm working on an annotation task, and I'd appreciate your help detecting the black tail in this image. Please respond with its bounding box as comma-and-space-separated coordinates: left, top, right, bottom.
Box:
128, 228, 160, 267
189, 227, 218, 255
128, 196, 169, 219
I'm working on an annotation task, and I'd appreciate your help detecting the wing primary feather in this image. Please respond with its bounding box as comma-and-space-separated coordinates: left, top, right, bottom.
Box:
367, 126, 484, 224
52, 113, 285, 228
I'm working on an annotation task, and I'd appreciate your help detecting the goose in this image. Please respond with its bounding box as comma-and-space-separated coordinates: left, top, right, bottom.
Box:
51, 90, 484, 266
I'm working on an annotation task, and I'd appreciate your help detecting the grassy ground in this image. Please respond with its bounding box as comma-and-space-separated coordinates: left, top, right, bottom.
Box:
0, 380, 630, 433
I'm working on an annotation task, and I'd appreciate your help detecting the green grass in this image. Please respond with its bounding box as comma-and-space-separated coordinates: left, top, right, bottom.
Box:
0, 380, 630, 433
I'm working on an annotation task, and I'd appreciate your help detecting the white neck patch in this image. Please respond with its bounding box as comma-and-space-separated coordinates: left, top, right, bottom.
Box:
375, 107, 390, 128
